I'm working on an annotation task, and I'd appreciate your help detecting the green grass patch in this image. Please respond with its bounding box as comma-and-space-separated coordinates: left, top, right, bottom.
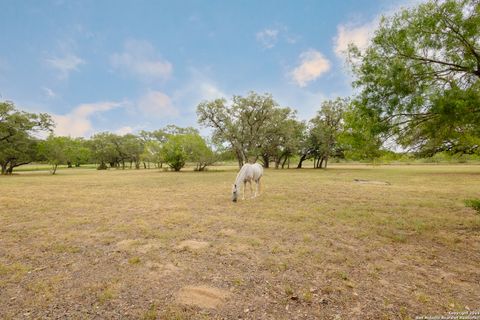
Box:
465, 199, 480, 214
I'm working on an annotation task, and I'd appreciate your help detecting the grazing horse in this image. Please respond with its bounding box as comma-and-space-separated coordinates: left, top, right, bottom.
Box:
231, 163, 263, 202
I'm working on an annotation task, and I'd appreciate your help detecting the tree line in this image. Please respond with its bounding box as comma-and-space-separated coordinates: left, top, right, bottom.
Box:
1, 0, 478, 175
0, 94, 346, 175
197, 92, 346, 169
0, 102, 216, 175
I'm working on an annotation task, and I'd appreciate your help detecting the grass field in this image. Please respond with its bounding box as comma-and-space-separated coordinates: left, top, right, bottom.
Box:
1, 165, 479, 319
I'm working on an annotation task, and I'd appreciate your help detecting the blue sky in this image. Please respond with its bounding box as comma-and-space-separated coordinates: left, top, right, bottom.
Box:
0, 0, 414, 137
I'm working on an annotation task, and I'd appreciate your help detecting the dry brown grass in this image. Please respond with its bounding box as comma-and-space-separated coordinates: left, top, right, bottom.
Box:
0, 164, 479, 319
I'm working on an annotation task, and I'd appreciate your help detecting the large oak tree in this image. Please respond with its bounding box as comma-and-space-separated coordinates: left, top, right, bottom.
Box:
348, 0, 480, 156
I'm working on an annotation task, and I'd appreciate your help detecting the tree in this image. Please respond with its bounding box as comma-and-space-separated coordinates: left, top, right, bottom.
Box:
140, 140, 161, 169
0, 134, 39, 175
89, 133, 119, 170
120, 134, 144, 169
197, 92, 281, 168
183, 133, 216, 171
347, 0, 480, 156
38, 135, 69, 174
0, 101, 52, 142
64, 138, 91, 167
259, 108, 305, 169
310, 98, 347, 168
0, 101, 52, 175
139, 129, 171, 168
161, 134, 187, 171
339, 101, 385, 162
296, 99, 346, 168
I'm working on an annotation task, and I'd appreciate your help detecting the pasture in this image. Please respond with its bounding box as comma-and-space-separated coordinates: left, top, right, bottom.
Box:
0, 165, 479, 319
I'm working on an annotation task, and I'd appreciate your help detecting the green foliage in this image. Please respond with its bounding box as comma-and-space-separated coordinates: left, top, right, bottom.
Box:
197, 91, 288, 167
0, 101, 52, 174
339, 100, 385, 161
347, 0, 480, 156
161, 134, 187, 171
465, 199, 480, 214
298, 98, 347, 168
89, 132, 119, 170
183, 133, 216, 171
259, 108, 305, 168
159, 129, 216, 171
140, 140, 163, 168
38, 135, 70, 174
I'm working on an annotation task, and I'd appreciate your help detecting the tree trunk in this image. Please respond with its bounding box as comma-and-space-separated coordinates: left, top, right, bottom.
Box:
297, 154, 307, 168
67, 161, 72, 168
262, 155, 270, 168
324, 156, 329, 169
319, 157, 324, 169
143, 162, 147, 169
281, 156, 288, 169
236, 149, 245, 168
274, 157, 280, 169
52, 164, 58, 175
237, 155, 244, 168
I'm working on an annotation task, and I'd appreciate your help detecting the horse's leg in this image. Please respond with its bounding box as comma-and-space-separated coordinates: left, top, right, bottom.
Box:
249, 180, 254, 198
243, 181, 246, 200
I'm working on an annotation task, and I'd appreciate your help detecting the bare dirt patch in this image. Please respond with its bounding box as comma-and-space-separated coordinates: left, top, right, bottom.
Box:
176, 240, 209, 250
144, 261, 180, 279
175, 285, 231, 309
218, 228, 237, 236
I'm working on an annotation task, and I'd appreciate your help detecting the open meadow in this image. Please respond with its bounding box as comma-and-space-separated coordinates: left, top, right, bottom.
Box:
1, 164, 479, 319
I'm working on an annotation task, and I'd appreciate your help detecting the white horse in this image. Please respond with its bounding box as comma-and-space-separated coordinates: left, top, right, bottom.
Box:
232, 163, 263, 202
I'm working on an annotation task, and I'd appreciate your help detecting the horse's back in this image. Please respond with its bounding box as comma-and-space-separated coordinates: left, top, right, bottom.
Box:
252, 163, 263, 180
240, 163, 263, 181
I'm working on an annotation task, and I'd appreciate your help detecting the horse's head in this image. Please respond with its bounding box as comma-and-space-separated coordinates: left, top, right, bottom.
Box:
231, 184, 238, 202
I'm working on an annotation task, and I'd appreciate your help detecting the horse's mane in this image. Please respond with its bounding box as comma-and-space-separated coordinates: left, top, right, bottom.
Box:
234, 164, 250, 186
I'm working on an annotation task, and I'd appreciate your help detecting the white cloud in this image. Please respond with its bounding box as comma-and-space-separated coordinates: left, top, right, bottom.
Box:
138, 90, 178, 117
172, 68, 229, 109
256, 29, 279, 49
197, 81, 227, 102
45, 54, 85, 78
110, 39, 172, 81
42, 87, 56, 98
290, 50, 331, 87
332, 0, 426, 59
285, 35, 298, 44
53, 101, 123, 137
333, 22, 375, 58
114, 126, 134, 135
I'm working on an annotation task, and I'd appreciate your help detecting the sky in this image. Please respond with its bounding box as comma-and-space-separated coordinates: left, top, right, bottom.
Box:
0, 0, 417, 138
